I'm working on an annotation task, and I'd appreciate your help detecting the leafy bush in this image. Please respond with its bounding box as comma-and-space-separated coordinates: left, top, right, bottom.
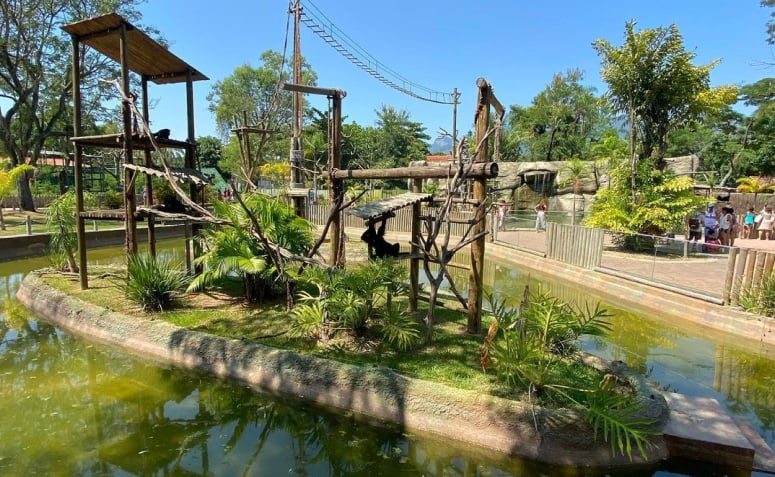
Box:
123, 252, 189, 312
102, 191, 123, 209
292, 259, 421, 350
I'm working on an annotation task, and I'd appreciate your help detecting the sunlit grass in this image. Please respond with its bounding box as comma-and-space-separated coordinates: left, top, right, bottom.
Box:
41, 269, 602, 402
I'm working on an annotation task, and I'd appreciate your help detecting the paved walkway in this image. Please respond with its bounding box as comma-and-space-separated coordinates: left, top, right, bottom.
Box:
494, 228, 775, 300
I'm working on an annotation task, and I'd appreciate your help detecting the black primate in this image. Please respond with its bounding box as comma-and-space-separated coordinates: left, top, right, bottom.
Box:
361, 216, 400, 258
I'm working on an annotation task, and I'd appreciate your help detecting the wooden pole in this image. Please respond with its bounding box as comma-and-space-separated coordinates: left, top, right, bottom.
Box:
410, 178, 422, 312
120, 23, 138, 256
71, 36, 88, 289
290, 0, 306, 217
324, 162, 498, 180
329, 91, 344, 266
141, 75, 156, 257
467, 78, 491, 334
186, 69, 201, 271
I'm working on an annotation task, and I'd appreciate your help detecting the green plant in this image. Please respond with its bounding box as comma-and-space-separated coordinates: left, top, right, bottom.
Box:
46, 191, 78, 272
293, 260, 421, 350
188, 193, 314, 304
481, 286, 656, 460
123, 252, 189, 312
738, 272, 775, 317
102, 191, 123, 209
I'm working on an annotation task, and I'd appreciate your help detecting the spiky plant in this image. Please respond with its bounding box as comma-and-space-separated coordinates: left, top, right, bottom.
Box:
123, 252, 189, 312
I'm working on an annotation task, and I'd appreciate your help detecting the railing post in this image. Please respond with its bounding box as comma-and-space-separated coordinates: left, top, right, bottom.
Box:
26, 215, 32, 235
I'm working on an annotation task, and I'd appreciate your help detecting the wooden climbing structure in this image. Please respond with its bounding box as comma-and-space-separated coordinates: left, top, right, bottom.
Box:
63, 13, 208, 289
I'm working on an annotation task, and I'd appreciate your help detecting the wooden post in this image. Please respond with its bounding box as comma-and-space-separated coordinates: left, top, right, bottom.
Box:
723, 247, 739, 305
185, 69, 202, 271
329, 91, 344, 266
410, 178, 422, 312
72, 35, 88, 289
120, 23, 138, 256
141, 75, 156, 257
467, 78, 491, 334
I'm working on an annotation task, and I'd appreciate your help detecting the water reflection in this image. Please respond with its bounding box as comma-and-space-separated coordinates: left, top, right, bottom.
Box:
0, 244, 773, 476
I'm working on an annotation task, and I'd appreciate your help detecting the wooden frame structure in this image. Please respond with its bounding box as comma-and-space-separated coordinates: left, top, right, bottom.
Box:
63, 13, 208, 289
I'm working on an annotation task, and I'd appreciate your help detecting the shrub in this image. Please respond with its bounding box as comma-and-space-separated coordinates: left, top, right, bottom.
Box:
123, 252, 189, 312
102, 191, 123, 209
738, 273, 775, 317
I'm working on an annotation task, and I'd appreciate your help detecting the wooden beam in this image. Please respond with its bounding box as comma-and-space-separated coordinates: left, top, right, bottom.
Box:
324, 162, 498, 180
282, 82, 346, 98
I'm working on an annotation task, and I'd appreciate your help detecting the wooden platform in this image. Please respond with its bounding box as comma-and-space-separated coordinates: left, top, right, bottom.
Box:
663, 392, 756, 470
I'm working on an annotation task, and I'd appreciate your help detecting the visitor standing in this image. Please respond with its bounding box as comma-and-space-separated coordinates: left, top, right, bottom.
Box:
742, 207, 755, 239
759, 206, 774, 240
498, 203, 508, 231
535, 200, 547, 232
687, 210, 703, 243
703, 204, 718, 240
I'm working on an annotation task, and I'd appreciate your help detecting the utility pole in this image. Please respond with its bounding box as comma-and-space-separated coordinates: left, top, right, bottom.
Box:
451, 88, 460, 161
290, 0, 306, 217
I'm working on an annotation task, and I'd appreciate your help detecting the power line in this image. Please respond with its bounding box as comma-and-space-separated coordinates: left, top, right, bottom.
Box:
299, 0, 456, 105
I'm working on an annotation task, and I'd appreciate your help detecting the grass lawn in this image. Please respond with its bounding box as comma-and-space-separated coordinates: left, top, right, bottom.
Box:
39, 266, 604, 406
0, 209, 138, 237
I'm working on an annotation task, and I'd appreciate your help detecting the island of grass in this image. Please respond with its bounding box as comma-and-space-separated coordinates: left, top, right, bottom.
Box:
18, 192, 670, 468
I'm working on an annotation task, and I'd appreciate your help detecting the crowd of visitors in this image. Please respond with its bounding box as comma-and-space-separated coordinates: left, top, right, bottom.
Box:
690, 202, 775, 249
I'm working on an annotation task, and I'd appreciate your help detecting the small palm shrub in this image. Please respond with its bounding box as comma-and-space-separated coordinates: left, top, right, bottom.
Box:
291, 259, 421, 351
481, 286, 657, 460
123, 252, 189, 312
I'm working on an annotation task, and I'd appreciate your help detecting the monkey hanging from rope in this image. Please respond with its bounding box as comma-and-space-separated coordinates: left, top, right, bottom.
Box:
361, 212, 400, 258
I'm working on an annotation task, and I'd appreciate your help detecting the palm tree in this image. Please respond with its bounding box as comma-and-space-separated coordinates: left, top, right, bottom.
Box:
736, 176, 775, 211
188, 193, 314, 304
563, 158, 588, 225
0, 164, 34, 230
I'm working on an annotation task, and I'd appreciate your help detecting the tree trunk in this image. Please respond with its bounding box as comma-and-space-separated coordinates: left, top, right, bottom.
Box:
66, 249, 79, 273
17, 175, 35, 212
424, 285, 438, 344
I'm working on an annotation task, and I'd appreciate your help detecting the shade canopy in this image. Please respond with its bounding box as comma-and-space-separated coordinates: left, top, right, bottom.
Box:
62, 13, 207, 84
347, 193, 432, 220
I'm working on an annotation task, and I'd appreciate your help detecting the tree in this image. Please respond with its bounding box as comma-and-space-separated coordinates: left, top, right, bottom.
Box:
196, 135, 223, 169
0, 164, 33, 229
370, 105, 430, 188
763, 0, 775, 45
503, 70, 607, 162
592, 21, 738, 179
206, 51, 317, 186
0, 0, 151, 211
736, 177, 774, 210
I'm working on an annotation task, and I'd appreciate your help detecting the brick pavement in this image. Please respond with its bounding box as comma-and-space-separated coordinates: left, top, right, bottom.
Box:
494, 228, 775, 300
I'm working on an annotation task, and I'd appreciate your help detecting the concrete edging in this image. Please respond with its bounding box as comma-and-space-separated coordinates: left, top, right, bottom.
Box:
15, 270, 668, 468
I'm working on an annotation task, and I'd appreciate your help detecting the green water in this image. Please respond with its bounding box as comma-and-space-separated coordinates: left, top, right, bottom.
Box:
1, 243, 773, 476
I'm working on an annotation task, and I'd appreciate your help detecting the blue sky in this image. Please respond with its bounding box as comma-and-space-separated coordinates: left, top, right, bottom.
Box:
138, 0, 775, 144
